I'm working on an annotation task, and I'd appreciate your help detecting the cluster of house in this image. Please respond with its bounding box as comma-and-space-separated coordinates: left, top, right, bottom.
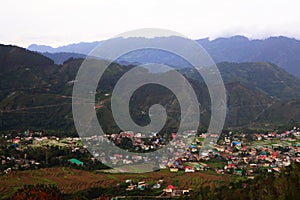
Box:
83, 131, 180, 167
163, 184, 190, 197
106, 131, 165, 151
119, 179, 190, 197
165, 127, 300, 177
1, 127, 300, 177
123, 179, 154, 191
0, 131, 88, 174
253, 128, 300, 140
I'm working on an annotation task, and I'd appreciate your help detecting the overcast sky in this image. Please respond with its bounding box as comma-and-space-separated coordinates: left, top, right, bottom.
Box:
1, 0, 300, 48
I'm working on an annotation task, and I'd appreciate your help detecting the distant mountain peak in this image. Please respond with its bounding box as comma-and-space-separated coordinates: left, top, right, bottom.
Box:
28, 35, 300, 77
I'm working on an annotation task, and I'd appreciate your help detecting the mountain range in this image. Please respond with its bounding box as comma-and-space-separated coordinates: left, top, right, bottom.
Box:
1, 44, 300, 133
28, 36, 300, 77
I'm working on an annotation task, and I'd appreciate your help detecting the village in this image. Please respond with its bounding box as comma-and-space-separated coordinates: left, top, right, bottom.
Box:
1, 127, 300, 197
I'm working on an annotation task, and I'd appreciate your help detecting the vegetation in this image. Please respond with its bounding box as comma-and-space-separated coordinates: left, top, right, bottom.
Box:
7, 163, 300, 199
10, 184, 64, 200
0, 141, 109, 172
0, 44, 300, 132
185, 163, 300, 200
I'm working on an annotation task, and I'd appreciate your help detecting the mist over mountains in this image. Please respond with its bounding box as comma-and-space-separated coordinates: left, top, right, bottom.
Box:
28, 36, 300, 77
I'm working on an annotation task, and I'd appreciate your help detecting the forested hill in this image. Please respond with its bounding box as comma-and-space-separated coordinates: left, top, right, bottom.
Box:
0, 44, 300, 133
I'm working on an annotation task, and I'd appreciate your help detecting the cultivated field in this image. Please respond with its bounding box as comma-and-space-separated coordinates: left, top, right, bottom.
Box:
0, 167, 230, 199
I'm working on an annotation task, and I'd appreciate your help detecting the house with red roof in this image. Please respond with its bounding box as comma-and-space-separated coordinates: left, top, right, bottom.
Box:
184, 166, 195, 173
164, 184, 175, 193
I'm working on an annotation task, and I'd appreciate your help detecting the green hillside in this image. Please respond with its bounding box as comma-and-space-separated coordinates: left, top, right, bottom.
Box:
0, 44, 299, 133
181, 62, 300, 100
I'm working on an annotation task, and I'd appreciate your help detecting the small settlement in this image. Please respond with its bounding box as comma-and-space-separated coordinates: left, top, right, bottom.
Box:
1, 127, 300, 194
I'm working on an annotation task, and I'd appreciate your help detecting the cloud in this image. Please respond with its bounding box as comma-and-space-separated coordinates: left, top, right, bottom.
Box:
1, 0, 299, 47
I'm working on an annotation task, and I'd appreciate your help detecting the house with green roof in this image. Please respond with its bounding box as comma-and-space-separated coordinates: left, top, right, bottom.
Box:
68, 158, 83, 166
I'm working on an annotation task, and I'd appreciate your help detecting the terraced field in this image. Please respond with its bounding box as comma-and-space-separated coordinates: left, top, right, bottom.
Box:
0, 167, 229, 199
